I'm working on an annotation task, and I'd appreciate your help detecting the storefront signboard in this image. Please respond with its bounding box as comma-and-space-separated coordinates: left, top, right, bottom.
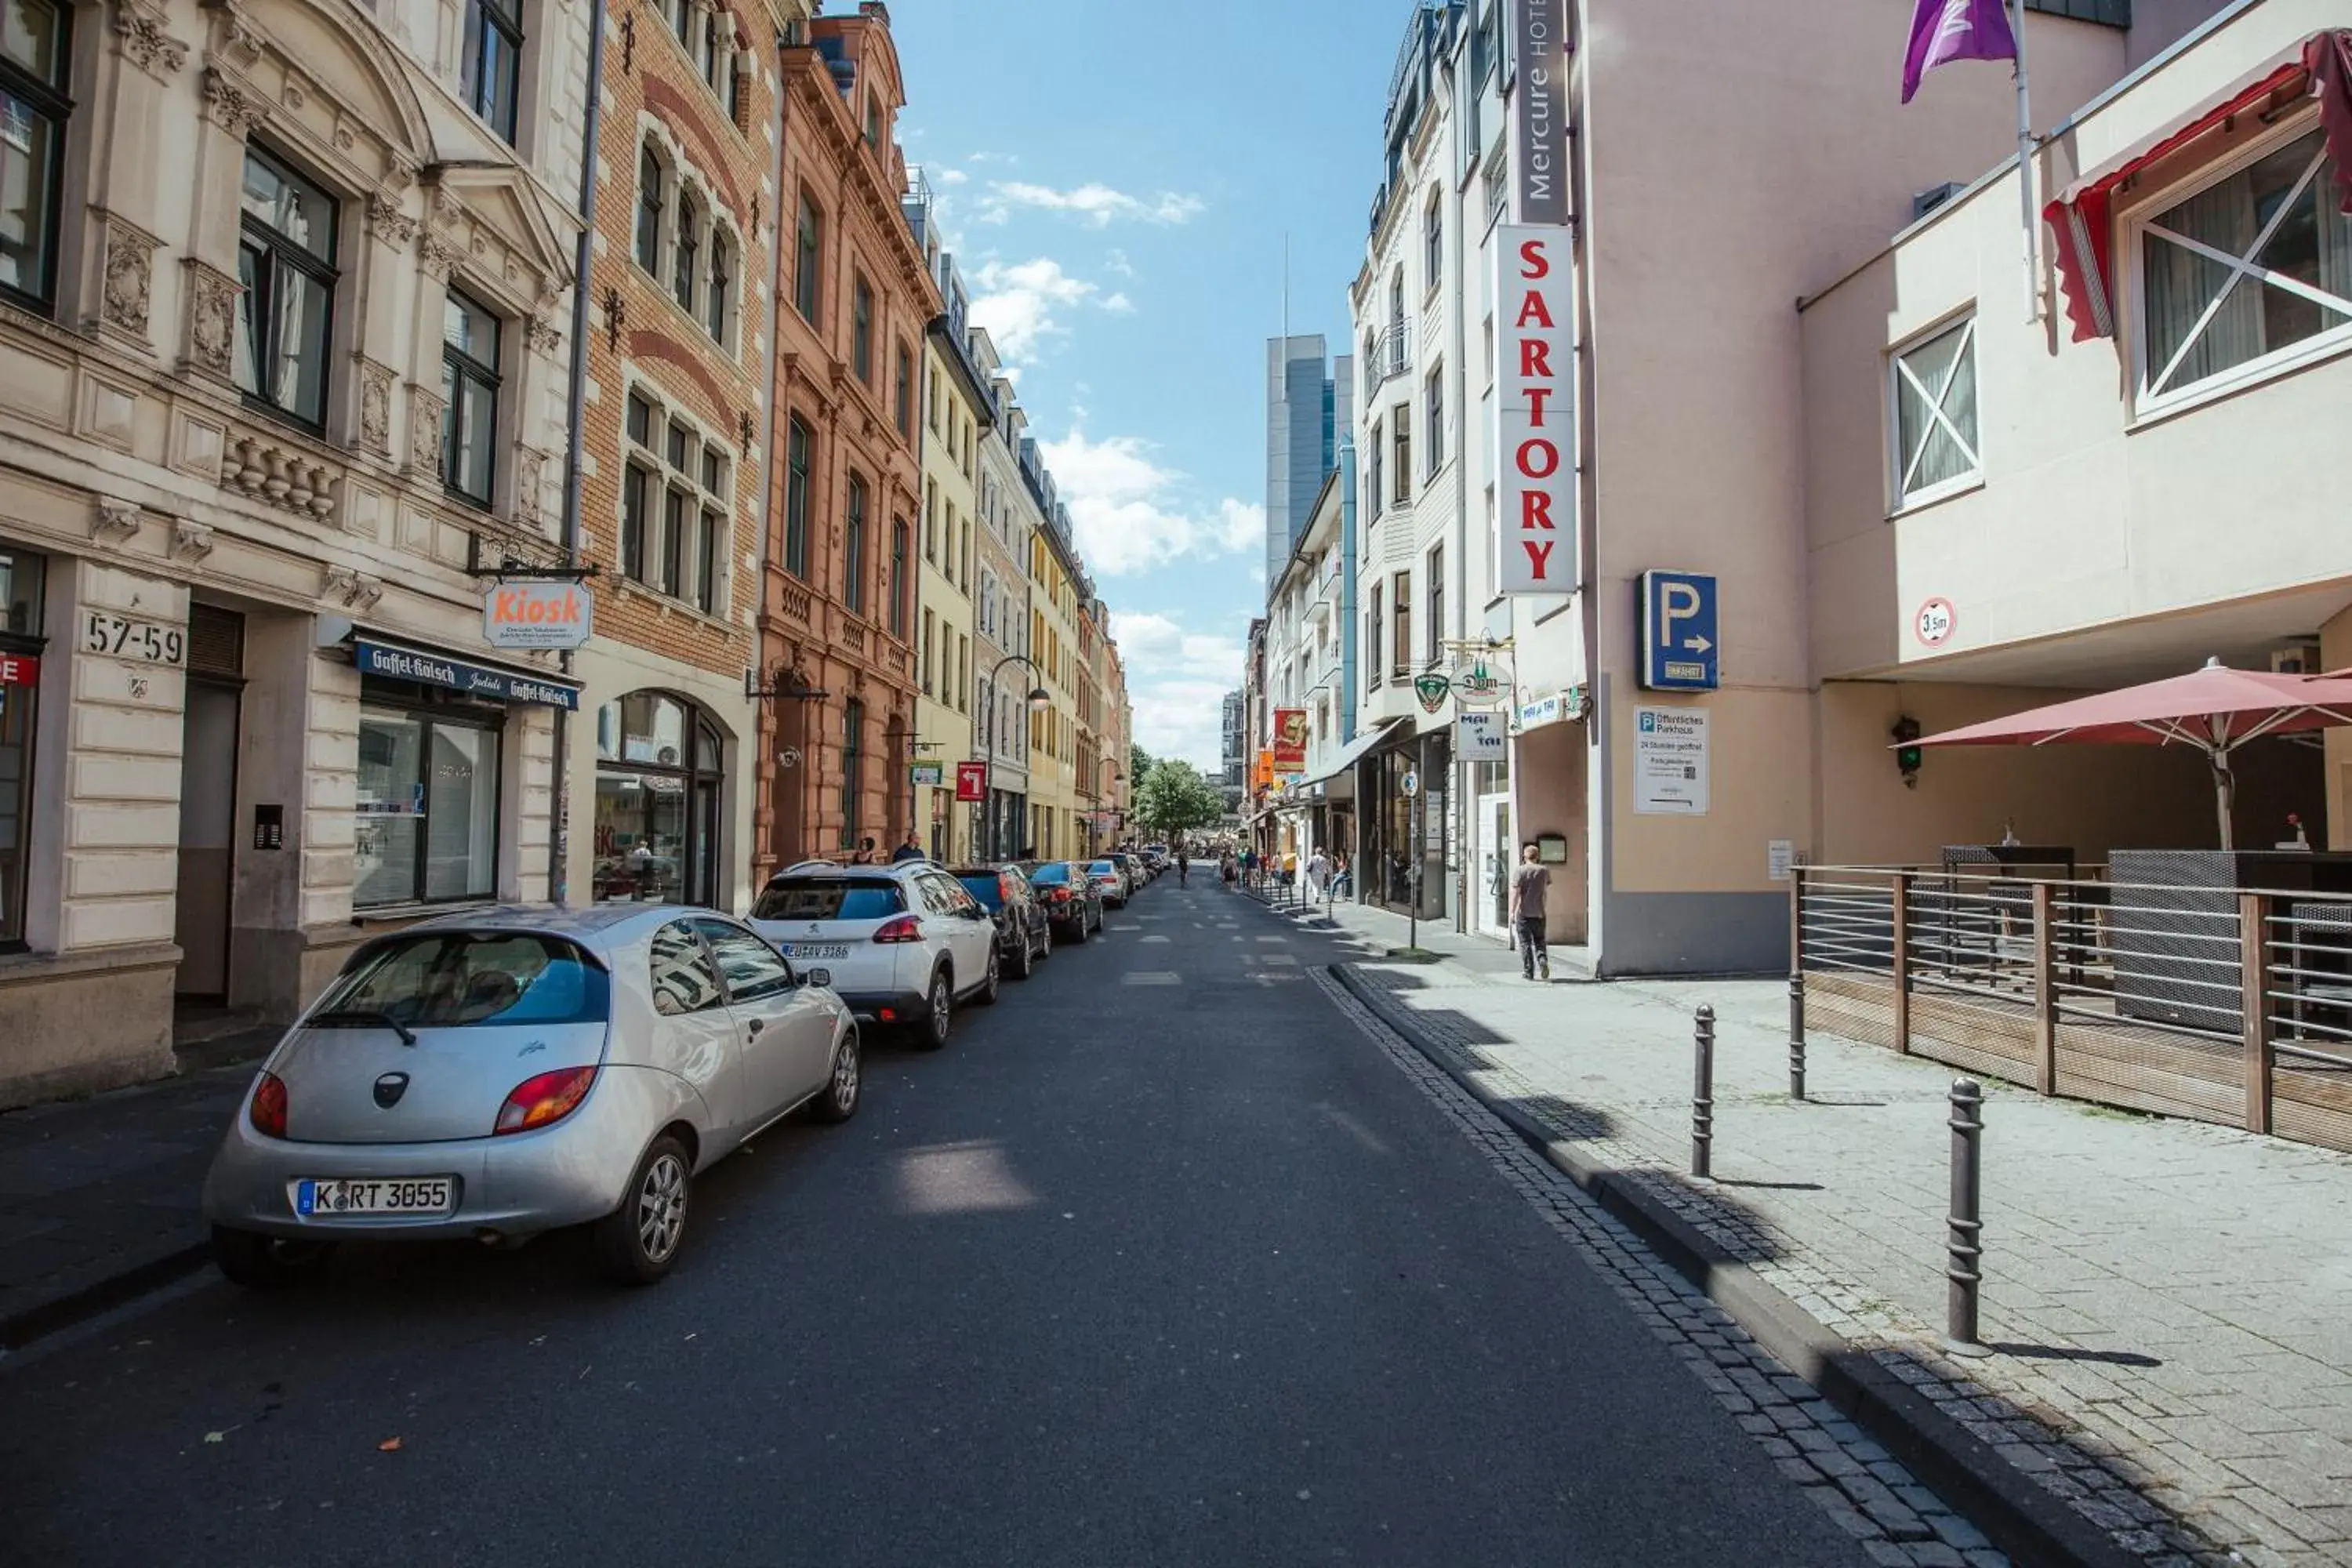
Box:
1272, 708, 1308, 774
354, 638, 581, 710
910, 762, 945, 787
1493, 223, 1577, 595
0, 652, 37, 687
1457, 710, 1507, 761
1450, 650, 1513, 709
955, 760, 989, 802
1412, 673, 1451, 713
1632, 706, 1709, 815
482, 582, 593, 650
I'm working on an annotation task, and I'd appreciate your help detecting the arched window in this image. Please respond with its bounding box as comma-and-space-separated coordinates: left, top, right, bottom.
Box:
593, 692, 728, 909
673, 191, 702, 311
706, 229, 731, 342
636, 147, 664, 272
842, 471, 868, 614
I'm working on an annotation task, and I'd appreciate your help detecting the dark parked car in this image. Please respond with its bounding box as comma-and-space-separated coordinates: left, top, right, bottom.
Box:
1021, 861, 1103, 942
953, 864, 1051, 979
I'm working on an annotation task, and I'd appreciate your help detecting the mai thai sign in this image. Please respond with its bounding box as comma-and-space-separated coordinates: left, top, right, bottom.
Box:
1494, 225, 1577, 594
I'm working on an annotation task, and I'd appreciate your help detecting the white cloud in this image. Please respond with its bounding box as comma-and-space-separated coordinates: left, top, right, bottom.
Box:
935, 167, 969, 187
969, 257, 1126, 363
978, 182, 1206, 229
1105, 248, 1134, 278
1039, 427, 1265, 577
1107, 612, 1243, 771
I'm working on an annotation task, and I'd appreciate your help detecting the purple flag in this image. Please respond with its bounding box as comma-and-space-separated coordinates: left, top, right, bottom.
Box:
1901, 0, 2019, 103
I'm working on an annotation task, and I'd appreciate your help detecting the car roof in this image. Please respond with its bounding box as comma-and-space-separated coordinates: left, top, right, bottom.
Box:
401, 902, 726, 949
764, 863, 912, 885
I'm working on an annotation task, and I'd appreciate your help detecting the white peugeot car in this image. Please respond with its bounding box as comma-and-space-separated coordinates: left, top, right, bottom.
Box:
748, 862, 1000, 1047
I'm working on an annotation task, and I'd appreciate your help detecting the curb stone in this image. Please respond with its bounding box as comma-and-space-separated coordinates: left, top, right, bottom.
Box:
1327, 960, 2145, 1568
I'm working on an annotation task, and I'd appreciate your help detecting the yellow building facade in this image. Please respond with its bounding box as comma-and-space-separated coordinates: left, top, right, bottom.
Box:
913, 298, 989, 861
1026, 516, 1086, 858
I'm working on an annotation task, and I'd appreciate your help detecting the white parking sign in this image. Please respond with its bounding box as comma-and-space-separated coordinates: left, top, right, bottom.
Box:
1632, 707, 1709, 815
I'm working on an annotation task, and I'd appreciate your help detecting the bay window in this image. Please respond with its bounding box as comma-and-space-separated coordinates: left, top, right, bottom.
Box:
2136, 127, 2352, 408
0, 0, 71, 312
236, 147, 339, 430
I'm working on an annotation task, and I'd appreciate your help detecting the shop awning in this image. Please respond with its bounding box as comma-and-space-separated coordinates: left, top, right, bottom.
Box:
1301, 717, 1406, 789
2045, 32, 2347, 343
322, 619, 582, 710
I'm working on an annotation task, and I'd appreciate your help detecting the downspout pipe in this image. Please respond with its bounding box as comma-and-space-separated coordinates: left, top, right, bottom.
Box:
755, 30, 793, 879
1446, 40, 1471, 935
551, 0, 609, 906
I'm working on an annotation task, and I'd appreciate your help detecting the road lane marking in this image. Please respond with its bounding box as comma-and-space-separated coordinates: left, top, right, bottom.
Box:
1123, 971, 1181, 985
1140, 935, 1170, 943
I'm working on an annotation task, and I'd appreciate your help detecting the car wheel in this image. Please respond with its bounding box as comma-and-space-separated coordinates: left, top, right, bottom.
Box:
809, 1025, 861, 1123
975, 946, 1002, 1006
1069, 912, 1088, 945
1012, 928, 1035, 980
1037, 920, 1052, 961
916, 967, 953, 1049
211, 1225, 332, 1290
593, 1133, 692, 1286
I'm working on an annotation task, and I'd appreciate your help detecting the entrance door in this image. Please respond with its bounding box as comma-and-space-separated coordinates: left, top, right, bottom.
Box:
174, 682, 240, 999
1474, 793, 1511, 940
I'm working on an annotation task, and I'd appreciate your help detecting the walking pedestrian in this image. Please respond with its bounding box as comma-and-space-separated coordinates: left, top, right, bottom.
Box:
890, 833, 925, 863
1305, 847, 1329, 902
1508, 843, 1552, 982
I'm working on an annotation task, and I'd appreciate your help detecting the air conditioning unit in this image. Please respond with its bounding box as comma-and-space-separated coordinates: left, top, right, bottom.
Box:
2270, 644, 2321, 675
1912, 182, 1968, 222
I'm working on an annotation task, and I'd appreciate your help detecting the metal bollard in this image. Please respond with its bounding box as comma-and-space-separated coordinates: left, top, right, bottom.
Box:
1946, 1078, 1989, 1357
1788, 973, 1807, 1101
1691, 1005, 1715, 1178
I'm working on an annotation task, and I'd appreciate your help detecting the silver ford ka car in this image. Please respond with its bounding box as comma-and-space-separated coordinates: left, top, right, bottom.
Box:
202, 904, 859, 1287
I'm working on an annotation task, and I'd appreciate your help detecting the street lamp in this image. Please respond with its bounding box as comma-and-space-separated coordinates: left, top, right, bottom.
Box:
981, 652, 1053, 859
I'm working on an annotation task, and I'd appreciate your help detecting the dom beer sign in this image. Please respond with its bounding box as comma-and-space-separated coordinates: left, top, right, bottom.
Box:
482, 581, 593, 650
1494, 225, 1576, 594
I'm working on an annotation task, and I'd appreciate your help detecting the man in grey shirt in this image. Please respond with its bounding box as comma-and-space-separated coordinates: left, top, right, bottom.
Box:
1508, 843, 1552, 982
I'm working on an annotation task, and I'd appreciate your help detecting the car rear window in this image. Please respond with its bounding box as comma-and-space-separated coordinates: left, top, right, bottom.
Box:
316, 932, 609, 1028
1026, 863, 1069, 886
955, 874, 1005, 910
753, 879, 906, 921
1088, 861, 1116, 873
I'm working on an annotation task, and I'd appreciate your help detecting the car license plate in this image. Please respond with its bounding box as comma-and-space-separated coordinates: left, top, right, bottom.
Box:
292, 1177, 455, 1218
784, 944, 850, 960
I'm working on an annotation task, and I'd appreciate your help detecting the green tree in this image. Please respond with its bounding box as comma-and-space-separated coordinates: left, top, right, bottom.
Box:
1131, 759, 1224, 838
1130, 742, 1156, 787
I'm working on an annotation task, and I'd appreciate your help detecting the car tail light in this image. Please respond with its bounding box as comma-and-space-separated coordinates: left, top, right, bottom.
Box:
494, 1066, 597, 1135
249, 1072, 289, 1139
873, 914, 924, 943
1049, 888, 1071, 902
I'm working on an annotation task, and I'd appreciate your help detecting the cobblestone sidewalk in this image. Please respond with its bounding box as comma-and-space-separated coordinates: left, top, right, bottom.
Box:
1303, 898, 2352, 1567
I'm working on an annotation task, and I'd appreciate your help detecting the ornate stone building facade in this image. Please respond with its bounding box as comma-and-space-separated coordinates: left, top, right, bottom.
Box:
0, 0, 594, 1105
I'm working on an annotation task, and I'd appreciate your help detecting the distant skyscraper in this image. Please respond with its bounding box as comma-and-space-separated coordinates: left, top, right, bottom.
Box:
1265, 336, 1352, 588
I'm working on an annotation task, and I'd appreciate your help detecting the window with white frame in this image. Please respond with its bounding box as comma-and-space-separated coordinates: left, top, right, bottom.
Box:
461, 0, 522, 145
620, 390, 730, 614
2136, 127, 2351, 408
634, 137, 739, 351
1889, 316, 1980, 508
440, 288, 503, 509
0, 0, 71, 314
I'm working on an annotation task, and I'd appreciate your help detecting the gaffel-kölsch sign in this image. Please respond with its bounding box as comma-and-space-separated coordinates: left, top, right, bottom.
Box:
1495, 0, 1577, 597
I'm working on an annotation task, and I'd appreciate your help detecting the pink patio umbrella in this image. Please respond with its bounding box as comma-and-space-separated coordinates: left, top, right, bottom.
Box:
1911, 659, 2352, 849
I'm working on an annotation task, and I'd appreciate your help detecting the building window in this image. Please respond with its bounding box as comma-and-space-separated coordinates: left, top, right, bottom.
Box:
920, 610, 935, 695
894, 344, 913, 435
1425, 365, 1444, 474
2136, 127, 2352, 408
354, 691, 502, 909
1426, 543, 1444, 667
794, 192, 821, 322
661, 485, 687, 597
843, 470, 867, 614
1391, 569, 1412, 678
620, 394, 728, 609
699, 7, 721, 84
889, 519, 909, 637
706, 232, 731, 342
622, 394, 653, 579
593, 691, 726, 909
1891, 317, 1980, 506
1366, 416, 1384, 518
462, 0, 522, 144
235, 147, 339, 430
1367, 583, 1383, 691
851, 275, 873, 382
697, 502, 721, 615
840, 699, 865, 848
784, 416, 811, 577
673, 191, 701, 312
0, 546, 43, 951
0, 0, 68, 311
440, 289, 502, 509
1424, 187, 1443, 292
1392, 405, 1411, 504
636, 147, 664, 272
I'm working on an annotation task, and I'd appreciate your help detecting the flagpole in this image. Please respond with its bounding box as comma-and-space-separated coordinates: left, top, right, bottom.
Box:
2012, 0, 2038, 324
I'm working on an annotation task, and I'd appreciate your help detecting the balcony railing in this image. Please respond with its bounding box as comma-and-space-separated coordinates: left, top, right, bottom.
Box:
1364, 321, 1411, 397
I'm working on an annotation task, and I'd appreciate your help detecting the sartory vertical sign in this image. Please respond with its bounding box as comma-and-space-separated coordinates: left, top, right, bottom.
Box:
1495, 0, 1577, 596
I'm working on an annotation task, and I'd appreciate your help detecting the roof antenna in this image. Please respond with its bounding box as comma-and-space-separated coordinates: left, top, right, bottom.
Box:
1281, 231, 1290, 343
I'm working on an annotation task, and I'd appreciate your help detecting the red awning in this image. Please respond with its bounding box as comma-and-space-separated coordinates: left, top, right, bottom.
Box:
2042, 32, 2349, 344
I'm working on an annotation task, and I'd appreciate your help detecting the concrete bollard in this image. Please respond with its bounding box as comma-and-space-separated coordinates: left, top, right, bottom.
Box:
1788, 974, 1807, 1102
1691, 1005, 1715, 1179
1945, 1078, 1989, 1357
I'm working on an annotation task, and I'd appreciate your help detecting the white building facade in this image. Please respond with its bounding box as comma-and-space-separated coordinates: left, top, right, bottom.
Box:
0, 0, 591, 1104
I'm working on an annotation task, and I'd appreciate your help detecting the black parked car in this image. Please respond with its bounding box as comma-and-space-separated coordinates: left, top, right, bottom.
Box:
953, 864, 1051, 979
1020, 861, 1104, 942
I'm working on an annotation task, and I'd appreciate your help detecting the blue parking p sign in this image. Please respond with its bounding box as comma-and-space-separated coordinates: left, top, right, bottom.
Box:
1640, 571, 1718, 692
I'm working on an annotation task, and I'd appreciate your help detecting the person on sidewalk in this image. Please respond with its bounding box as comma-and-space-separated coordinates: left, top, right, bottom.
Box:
1509, 843, 1552, 982
1305, 848, 1329, 902
890, 833, 926, 863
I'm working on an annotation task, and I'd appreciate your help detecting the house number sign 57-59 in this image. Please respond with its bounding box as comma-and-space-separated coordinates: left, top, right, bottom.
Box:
84, 611, 187, 666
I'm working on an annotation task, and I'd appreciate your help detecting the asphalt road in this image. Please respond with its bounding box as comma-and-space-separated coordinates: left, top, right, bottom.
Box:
1, 878, 1880, 1567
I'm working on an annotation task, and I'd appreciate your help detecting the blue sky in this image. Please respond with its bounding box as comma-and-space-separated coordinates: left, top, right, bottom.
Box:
885, 0, 1403, 770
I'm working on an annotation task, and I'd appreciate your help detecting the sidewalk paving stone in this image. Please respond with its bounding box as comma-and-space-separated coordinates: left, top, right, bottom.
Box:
1298, 895, 2352, 1566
